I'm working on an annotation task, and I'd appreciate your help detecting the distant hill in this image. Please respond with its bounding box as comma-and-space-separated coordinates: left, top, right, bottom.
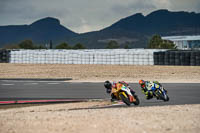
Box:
0, 17, 78, 47
0, 9, 200, 48
68, 9, 200, 48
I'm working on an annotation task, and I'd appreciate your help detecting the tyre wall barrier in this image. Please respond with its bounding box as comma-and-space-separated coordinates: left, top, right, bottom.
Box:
2, 49, 199, 66
0, 49, 10, 63
4, 49, 167, 65
153, 50, 200, 66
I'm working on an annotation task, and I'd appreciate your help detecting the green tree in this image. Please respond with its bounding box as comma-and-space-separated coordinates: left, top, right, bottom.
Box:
55, 42, 71, 49
124, 44, 129, 49
72, 43, 86, 49
18, 40, 35, 49
148, 35, 176, 49
36, 45, 46, 49
106, 40, 120, 49
161, 40, 176, 49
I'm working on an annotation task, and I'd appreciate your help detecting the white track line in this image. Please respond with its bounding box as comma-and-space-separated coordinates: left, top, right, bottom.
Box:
1, 84, 14, 86
24, 83, 39, 85
47, 83, 60, 85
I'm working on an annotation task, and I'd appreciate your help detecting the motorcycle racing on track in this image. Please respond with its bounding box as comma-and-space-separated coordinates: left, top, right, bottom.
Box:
104, 81, 140, 106
104, 80, 169, 106
139, 80, 169, 102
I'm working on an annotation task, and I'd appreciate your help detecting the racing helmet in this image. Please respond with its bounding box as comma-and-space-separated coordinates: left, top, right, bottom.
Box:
104, 80, 112, 93
139, 80, 145, 85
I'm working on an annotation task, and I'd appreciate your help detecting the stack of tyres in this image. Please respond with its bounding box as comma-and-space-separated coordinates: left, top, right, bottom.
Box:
0, 49, 10, 63
153, 50, 200, 66
175, 51, 181, 65
158, 52, 165, 65
190, 52, 197, 66
0, 50, 2, 63
169, 51, 175, 65
180, 52, 185, 66
184, 52, 191, 66
164, 51, 170, 65
6, 50, 10, 63
196, 52, 200, 66
153, 52, 159, 65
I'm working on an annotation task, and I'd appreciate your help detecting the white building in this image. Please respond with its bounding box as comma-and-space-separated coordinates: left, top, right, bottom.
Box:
162, 35, 200, 50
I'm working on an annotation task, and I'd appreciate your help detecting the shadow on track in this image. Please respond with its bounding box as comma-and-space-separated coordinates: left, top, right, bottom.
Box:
68, 103, 140, 111
68, 99, 172, 111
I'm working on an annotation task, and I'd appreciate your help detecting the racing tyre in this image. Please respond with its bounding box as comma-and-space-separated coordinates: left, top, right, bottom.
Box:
156, 90, 169, 102
156, 90, 165, 101
133, 95, 140, 105
119, 93, 131, 106
164, 95, 169, 102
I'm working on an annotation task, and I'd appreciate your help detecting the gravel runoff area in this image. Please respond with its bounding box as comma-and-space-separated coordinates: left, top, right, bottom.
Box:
0, 63, 200, 83
0, 102, 199, 133
0, 63, 200, 133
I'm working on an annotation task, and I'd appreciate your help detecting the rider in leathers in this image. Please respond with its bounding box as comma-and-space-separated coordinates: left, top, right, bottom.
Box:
139, 80, 163, 99
104, 80, 135, 102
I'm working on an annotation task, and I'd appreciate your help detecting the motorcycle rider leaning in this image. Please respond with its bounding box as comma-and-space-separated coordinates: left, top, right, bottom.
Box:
139, 79, 165, 100
104, 80, 135, 102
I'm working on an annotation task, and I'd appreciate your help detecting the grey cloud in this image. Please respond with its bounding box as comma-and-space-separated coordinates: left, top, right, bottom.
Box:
0, 0, 200, 33
111, 0, 156, 17
168, 0, 200, 12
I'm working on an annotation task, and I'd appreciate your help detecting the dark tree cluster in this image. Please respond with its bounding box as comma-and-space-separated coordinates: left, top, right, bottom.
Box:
148, 35, 176, 49
3, 40, 86, 50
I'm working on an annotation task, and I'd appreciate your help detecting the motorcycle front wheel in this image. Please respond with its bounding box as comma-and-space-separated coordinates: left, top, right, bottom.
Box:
119, 93, 131, 106
156, 90, 169, 102
164, 95, 169, 102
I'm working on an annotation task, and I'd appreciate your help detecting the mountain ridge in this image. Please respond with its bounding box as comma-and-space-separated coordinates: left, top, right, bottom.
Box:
0, 17, 78, 46
0, 9, 200, 48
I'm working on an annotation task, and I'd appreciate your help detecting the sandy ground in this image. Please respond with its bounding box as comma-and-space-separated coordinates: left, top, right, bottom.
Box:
0, 63, 200, 83
0, 63, 200, 133
0, 102, 200, 133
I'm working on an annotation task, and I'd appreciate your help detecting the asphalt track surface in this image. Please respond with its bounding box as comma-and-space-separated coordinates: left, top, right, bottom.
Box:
0, 79, 200, 106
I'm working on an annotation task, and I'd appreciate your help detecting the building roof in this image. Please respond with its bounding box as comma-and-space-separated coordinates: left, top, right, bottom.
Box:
162, 35, 200, 41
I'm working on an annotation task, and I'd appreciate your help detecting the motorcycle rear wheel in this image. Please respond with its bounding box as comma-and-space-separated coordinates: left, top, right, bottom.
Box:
133, 95, 140, 105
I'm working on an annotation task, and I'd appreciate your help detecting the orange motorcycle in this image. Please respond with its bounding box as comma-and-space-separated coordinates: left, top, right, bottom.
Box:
112, 85, 140, 106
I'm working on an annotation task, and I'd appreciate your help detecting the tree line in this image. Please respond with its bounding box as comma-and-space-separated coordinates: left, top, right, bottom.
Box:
3, 40, 86, 50
3, 35, 176, 49
105, 35, 176, 49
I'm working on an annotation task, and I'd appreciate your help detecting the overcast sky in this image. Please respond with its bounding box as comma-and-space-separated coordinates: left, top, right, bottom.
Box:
0, 0, 200, 33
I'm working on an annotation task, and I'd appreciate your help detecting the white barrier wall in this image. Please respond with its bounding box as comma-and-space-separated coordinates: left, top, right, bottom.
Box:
10, 49, 166, 65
